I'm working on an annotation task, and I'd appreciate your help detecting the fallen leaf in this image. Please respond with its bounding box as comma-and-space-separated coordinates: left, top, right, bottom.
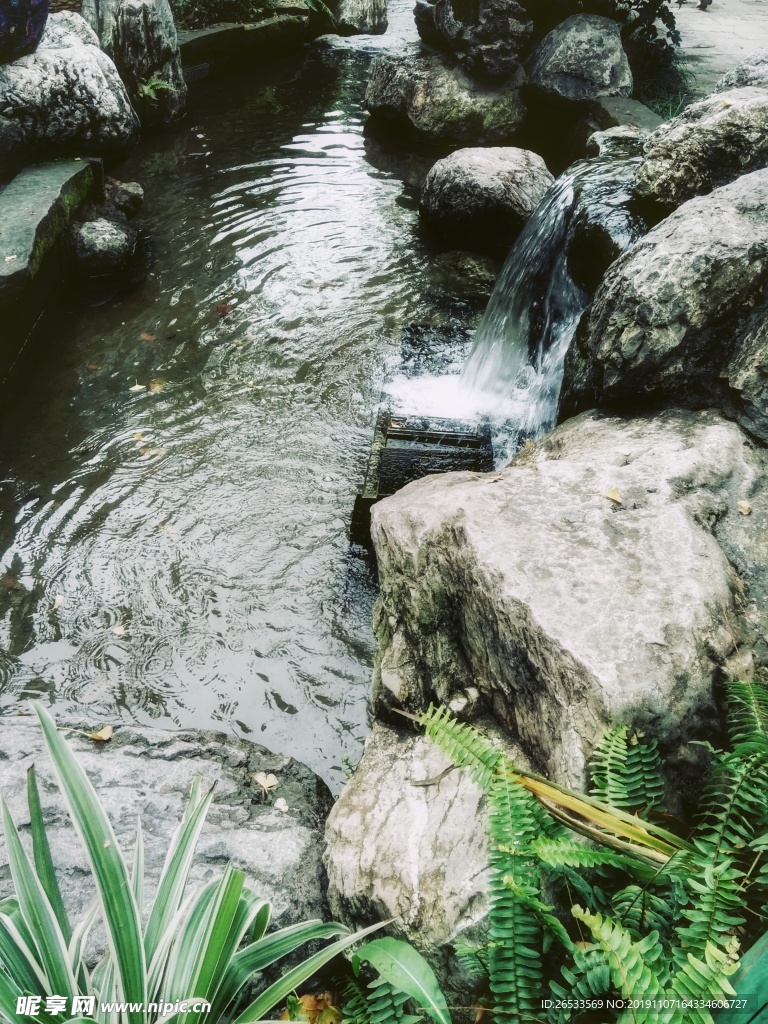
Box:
738, 499, 753, 516
216, 302, 233, 317
4, 255, 18, 262
254, 771, 279, 793
133, 432, 144, 442
274, 797, 289, 813
89, 725, 113, 742
316, 1008, 341, 1024
0, 573, 23, 591
148, 377, 166, 393
86, 362, 103, 372
111, 625, 126, 636
140, 332, 157, 342
16, 710, 32, 716
129, 382, 146, 392
52, 594, 65, 611
604, 487, 622, 505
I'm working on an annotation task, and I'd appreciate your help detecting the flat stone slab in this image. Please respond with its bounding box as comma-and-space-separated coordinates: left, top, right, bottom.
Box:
0, 717, 332, 931
677, 0, 768, 96
0, 161, 97, 302
178, 14, 307, 71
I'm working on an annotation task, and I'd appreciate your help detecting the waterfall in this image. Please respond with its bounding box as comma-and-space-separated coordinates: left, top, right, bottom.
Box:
459, 157, 639, 443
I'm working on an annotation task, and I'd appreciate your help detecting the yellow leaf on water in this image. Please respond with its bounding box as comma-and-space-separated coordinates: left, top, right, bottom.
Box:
89, 726, 113, 742
133, 432, 144, 441
604, 487, 622, 505
129, 382, 146, 392
738, 499, 753, 516
254, 771, 279, 793
148, 377, 166, 392
140, 332, 156, 343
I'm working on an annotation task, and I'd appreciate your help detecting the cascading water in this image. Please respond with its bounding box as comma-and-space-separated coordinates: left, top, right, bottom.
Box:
388, 154, 642, 458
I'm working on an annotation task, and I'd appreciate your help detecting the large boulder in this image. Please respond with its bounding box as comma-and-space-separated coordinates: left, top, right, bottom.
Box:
0, 718, 332, 931
370, 408, 768, 792
432, 0, 533, 79
525, 14, 632, 103
0, 13, 139, 175
82, 0, 187, 125
715, 51, 768, 92
419, 147, 553, 255
365, 51, 526, 144
559, 168, 768, 445
333, 0, 387, 35
324, 721, 530, 991
634, 88, 768, 215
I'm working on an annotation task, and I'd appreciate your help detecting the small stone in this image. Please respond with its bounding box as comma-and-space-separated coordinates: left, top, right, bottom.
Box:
71, 218, 137, 276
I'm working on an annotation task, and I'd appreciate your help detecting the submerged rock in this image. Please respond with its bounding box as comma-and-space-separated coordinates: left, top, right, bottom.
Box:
370, 408, 768, 792
82, 0, 187, 125
0, 718, 331, 930
634, 87, 768, 214
419, 146, 553, 255
525, 14, 632, 103
333, 0, 387, 35
70, 217, 138, 276
432, 0, 532, 79
560, 168, 768, 444
0, 13, 139, 175
365, 51, 526, 144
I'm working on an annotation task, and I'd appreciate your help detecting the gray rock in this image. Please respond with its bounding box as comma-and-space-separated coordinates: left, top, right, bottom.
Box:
106, 178, 145, 218
559, 168, 768, 445
585, 125, 647, 159
525, 14, 632, 103
70, 217, 138, 275
365, 51, 526, 145
432, 0, 533, 80
324, 721, 530, 990
370, 408, 768, 791
0, 718, 331, 935
634, 88, 768, 214
0, 13, 139, 176
419, 146, 553, 255
82, 0, 187, 125
715, 51, 768, 92
333, 0, 387, 35
414, 0, 442, 48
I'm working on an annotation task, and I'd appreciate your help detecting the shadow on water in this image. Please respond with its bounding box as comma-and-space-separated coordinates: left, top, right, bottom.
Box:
0, 18, 482, 790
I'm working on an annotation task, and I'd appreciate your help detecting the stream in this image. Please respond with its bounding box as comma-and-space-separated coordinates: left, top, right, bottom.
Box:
0, 0, 484, 790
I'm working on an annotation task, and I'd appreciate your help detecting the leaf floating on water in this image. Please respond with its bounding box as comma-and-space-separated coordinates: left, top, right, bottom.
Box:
133, 432, 144, 441
254, 771, 279, 793
86, 362, 103, 372
111, 625, 126, 636
738, 499, 753, 516
274, 797, 289, 813
4, 254, 18, 262
129, 382, 146, 392
140, 332, 156, 342
216, 302, 233, 317
89, 726, 114, 743
52, 594, 65, 611
148, 377, 166, 393
604, 487, 622, 505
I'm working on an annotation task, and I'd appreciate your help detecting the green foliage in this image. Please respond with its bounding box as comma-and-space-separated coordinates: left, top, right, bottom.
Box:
137, 77, 176, 104
352, 938, 450, 1024
421, 684, 768, 1024
0, 703, 385, 1024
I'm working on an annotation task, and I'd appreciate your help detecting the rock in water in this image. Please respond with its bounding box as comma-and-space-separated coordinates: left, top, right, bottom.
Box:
333, 0, 387, 35
0, 13, 139, 175
432, 0, 532, 79
715, 51, 768, 92
560, 168, 768, 445
365, 52, 526, 145
82, 0, 187, 125
419, 147, 553, 255
70, 217, 138, 275
634, 88, 768, 214
370, 408, 768, 791
525, 14, 632, 102
0, 719, 331, 933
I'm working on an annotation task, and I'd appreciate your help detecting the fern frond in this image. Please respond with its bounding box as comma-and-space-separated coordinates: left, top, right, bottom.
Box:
571, 906, 666, 1016
675, 862, 745, 960
420, 705, 503, 792
501, 875, 574, 953
452, 940, 488, 983
670, 941, 739, 1017
611, 885, 679, 943
487, 773, 544, 1023
551, 947, 612, 1017
365, 977, 420, 1024
590, 726, 665, 813
690, 753, 768, 865
528, 836, 656, 882
726, 680, 768, 758
342, 979, 373, 1024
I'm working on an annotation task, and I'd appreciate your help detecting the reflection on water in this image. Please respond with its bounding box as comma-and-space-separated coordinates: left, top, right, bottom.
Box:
0, 8, 482, 790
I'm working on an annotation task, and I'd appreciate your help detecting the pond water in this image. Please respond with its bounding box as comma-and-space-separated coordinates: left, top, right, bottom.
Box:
0, 0, 488, 791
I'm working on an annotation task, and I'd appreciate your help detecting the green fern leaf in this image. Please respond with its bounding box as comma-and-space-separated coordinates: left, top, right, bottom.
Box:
726, 680, 768, 758
590, 726, 665, 813
420, 705, 503, 792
